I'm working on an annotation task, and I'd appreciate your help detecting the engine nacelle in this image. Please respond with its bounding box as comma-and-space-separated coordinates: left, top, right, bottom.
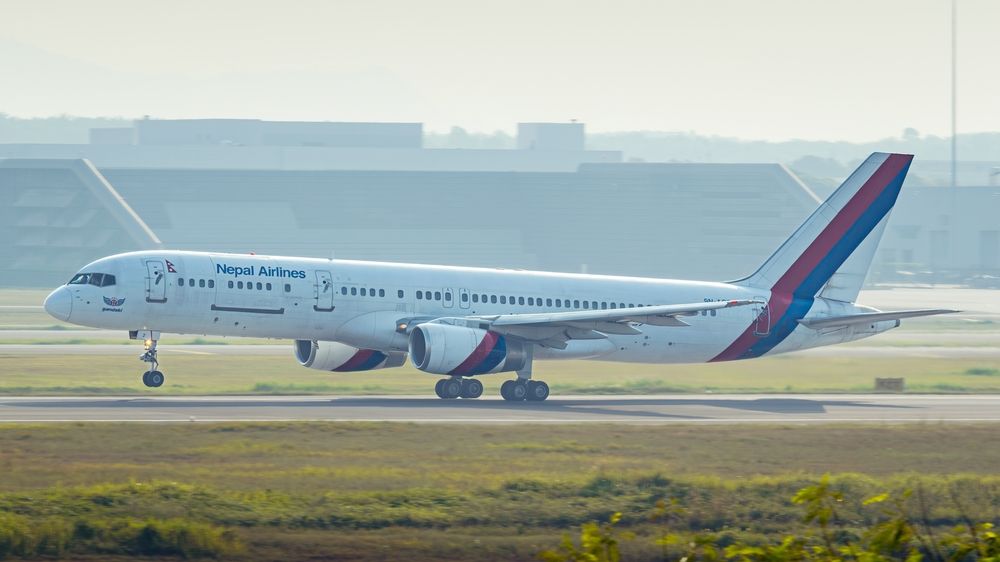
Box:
294, 340, 406, 372
409, 323, 528, 376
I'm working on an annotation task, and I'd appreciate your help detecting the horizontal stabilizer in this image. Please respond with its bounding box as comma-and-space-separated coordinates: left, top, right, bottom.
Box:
798, 309, 959, 329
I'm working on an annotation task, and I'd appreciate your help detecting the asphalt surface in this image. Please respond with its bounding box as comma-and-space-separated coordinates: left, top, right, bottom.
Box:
1, 394, 999, 424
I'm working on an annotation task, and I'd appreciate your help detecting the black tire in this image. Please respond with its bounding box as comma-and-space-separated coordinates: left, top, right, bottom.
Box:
461, 378, 484, 399
434, 379, 447, 399
508, 380, 528, 401
442, 378, 462, 399
500, 380, 515, 401
141, 371, 152, 387
148, 370, 165, 388
526, 380, 550, 401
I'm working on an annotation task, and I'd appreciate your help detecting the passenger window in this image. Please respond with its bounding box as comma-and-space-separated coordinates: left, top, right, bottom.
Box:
491, 295, 497, 304
398, 290, 404, 298
620, 303, 625, 309
379, 289, 386, 297
361, 288, 367, 296
500, 295, 507, 304
199, 279, 206, 288
583, 301, 590, 309
237, 281, 243, 289
509, 296, 515, 304
228, 281, 234, 289
254, 282, 261, 290
417, 290, 423, 299
629, 303, 634, 308
208, 279, 214, 288
461, 293, 468, 302
341, 287, 347, 295
546, 298, 552, 306
284, 284, 291, 293
351, 287, 357, 296
266, 283, 272, 291
246, 283, 253, 291
435, 291, 442, 301
178, 277, 185, 286
472, 294, 479, 303
711, 309, 717, 317
527, 297, 534, 306
445, 292, 452, 302
601, 302, 607, 309
574, 300, 580, 308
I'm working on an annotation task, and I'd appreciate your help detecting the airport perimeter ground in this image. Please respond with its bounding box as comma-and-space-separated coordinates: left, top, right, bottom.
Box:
1, 288, 998, 560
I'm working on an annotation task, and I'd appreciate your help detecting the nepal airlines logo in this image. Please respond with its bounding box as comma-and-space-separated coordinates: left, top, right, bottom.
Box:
102, 296, 125, 312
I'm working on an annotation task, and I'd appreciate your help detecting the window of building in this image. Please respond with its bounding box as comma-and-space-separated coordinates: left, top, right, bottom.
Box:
285, 284, 291, 293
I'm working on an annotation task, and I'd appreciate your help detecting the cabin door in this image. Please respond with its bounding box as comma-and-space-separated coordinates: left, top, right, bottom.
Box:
145, 260, 167, 303
314, 271, 335, 312
753, 299, 771, 337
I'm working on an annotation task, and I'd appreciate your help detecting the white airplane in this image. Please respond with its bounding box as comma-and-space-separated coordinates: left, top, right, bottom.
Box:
43, 152, 954, 401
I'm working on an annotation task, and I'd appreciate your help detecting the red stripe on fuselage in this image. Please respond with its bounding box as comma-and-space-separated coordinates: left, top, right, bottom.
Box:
449, 331, 499, 376
711, 154, 910, 362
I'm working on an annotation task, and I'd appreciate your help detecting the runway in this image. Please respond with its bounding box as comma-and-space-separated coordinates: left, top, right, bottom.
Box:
2, 394, 999, 424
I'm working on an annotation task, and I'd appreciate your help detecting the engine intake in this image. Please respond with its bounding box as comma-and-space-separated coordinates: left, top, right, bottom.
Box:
294, 340, 405, 372
409, 323, 528, 376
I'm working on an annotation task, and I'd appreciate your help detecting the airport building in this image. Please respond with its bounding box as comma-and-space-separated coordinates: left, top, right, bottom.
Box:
1, 119, 997, 288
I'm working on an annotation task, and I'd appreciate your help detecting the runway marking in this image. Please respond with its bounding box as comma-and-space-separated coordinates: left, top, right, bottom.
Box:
2, 418, 1000, 424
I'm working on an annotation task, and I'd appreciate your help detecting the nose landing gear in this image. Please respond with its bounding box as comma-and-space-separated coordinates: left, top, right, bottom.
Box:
132, 330, 164, 388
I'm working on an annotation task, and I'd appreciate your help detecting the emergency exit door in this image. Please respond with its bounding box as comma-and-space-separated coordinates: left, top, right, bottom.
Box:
314, 271, 335, 311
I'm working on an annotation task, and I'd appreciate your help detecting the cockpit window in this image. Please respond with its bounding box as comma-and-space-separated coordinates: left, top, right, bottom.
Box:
67, 273, 116, 287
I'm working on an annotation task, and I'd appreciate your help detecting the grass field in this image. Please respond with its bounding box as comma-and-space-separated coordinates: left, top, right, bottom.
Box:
0, 422, 998, 560
0, 353, 999, 395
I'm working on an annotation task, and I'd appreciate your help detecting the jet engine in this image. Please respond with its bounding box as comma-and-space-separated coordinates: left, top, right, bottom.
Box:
409, 323, 528, 376
294, 340, 406, 372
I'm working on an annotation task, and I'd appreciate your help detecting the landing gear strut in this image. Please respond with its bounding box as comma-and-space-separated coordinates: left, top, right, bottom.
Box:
500, 353, 548, 401
434, 377, 484, 399
133, 330, 164, 388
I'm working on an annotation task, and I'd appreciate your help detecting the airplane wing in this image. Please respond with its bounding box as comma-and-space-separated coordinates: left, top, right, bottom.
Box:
797, 309, 958, 330
439, 299, 757, 349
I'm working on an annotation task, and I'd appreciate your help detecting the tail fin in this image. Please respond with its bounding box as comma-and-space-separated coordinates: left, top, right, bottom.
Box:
735, 152, 913, 302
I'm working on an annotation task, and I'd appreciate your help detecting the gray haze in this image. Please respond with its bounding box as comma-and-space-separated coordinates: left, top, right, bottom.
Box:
2, 0, 999, 141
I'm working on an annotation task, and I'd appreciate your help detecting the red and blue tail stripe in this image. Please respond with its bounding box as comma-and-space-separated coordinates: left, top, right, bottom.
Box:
712, 153, 912, 362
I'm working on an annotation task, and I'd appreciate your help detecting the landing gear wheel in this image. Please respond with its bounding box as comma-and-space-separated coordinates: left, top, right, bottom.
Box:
440, 378, 463, 399
526, 380, 549, 401
460, 378, 484, 399
143, 370, 164, 388
434, 379, 447, 398
501, 379, 527, 401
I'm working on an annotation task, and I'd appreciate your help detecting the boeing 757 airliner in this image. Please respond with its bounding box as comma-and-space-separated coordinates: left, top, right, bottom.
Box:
43, 153, 954, 401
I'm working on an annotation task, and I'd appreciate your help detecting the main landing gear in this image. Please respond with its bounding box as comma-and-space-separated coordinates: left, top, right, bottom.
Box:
133, 330, 164, 388
434, 377, 484, 399
500, 379, 549, 402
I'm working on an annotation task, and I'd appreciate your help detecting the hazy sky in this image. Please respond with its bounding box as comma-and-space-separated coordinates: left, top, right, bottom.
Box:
2, 0, 997, 141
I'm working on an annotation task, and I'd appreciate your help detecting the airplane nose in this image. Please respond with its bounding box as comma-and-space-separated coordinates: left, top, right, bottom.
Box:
43, 287, 72, 321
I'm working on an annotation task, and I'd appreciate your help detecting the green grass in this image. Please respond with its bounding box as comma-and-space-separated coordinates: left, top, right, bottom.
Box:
3, 352, 1000, 395
0, 423, 998, 561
